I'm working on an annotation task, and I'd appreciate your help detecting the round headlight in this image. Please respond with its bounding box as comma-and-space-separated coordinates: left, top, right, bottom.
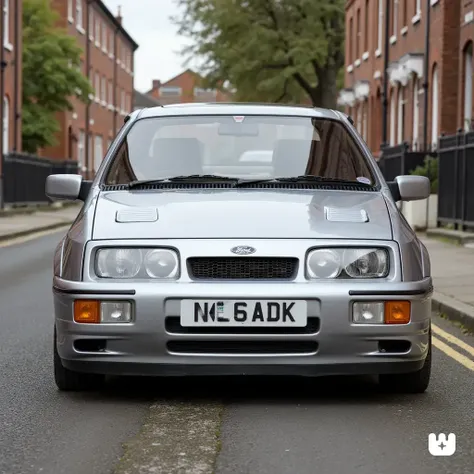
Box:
96, 248, 142, 278
144, 249, 178, 278
307, 249, 341, 279
344, 249, 388, 278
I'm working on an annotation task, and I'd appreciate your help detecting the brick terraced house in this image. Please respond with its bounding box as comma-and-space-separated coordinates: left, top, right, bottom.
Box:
147, 69, 232, 105
44, 0, 138, 177
340, 0, 472, 156
0, 0, 22, 158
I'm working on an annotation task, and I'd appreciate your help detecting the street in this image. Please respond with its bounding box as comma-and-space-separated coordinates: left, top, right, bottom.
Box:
0, 230, 473, 474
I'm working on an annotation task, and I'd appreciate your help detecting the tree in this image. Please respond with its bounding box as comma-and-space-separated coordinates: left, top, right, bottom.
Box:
22, 0, 93, 153
173, 0, 345, 107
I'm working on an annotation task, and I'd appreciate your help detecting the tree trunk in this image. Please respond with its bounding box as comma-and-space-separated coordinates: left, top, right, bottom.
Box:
310, 67, 338, 109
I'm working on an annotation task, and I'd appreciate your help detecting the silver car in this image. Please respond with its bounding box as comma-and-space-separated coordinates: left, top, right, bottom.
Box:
47, 104, 433, 393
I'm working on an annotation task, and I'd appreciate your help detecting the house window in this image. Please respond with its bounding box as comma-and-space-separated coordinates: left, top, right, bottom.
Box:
377, 0, 383, 53
108, 80, 113, 106
95, 72, 100, 100
390, 90, 396, 145
76, 0, 83, 30
402, 0, 407, 25
397, 86, 405, 144
109, 31, 114, 56
78, 130, 85, 171
392, 0, 398, 38
356, 9, 361, 59
412, 79, 420, 148
159, 86, 182, 97
364, 0, 369, 52
95, 17, 100, 45
3, 0, 9, 45
94, 135, 103, 172
101, 76, 106, 104
349, 18, 353, 63
102, 22, 107, 51
89, 8, 94, 39
3, 96, 8, 154
464, 43, 473, 131
67, 0, 73, 22
431, 65, 439, 148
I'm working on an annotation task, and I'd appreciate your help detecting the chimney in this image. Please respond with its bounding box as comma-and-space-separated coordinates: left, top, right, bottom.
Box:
116, 5, 122, 24
152, 79, 161, 90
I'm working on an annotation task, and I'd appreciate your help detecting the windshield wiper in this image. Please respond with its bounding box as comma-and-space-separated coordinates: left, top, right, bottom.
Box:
127, 175, 239, 188
234, 176, 375, 187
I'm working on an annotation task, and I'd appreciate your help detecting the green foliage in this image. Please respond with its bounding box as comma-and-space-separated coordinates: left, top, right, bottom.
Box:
22, 0, 93, 153
173, 0, 345, 107
410, 156, 438, 194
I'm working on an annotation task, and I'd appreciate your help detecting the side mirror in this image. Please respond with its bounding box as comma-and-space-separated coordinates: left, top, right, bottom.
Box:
387, 175, 430, 202
45, 174, 92, 201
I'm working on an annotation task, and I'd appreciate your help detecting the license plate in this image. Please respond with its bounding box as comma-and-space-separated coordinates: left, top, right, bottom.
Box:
180, 300, 307, 327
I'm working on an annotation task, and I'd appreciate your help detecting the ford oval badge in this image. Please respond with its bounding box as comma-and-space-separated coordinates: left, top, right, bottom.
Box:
231, 245, 256, 255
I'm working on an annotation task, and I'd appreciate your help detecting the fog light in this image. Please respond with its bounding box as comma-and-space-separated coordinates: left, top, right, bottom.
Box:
100, 301, 132, 323
384, 301, 411, 324
353, 302, 384, 324
74, 300, 100, 324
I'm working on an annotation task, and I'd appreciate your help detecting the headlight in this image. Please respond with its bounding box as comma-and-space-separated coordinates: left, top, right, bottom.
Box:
95, 248, 179, 279
306, 248, 389, 279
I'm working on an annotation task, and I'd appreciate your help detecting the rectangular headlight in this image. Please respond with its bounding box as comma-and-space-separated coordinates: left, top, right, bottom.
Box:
95, 248, 179, 279
306, 248, 389, 279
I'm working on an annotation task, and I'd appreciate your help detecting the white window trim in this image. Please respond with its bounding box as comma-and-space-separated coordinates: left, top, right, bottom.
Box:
412, 14, 421, 24
413, 79, 419, 146
362, 51, 369, 61
392, 0, 398, 44
390, 35, 397, 45
390, 92, 396, 146
464, 48, 473, 131
375, 48, 382, 57
377, 0, 383, 53
76, 0, 83, 31
431, 66, 439, 147
102, 22, 108, 53
3, 95, 9, 154
3, 0, 10, 47
430, 0, 439, 6
347, 64, 354, 73
465, 11, 474, 25
397, 87, 405, 144
355, 59, 361, 67
67, 0, 74, 23
401, 26, 408, 35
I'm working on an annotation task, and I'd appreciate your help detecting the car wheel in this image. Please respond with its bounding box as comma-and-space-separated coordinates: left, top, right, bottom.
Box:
379, 331, 432, 394
54, 327, 105, 392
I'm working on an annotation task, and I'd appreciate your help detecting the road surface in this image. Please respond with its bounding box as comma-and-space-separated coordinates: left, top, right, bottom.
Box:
0, 229, 472, 474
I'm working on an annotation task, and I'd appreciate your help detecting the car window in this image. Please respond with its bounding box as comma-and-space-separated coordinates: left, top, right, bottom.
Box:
104, 115, 376, 185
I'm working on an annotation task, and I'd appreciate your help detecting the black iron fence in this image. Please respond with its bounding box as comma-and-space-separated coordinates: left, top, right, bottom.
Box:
437, 131, 474, 230
3, 153, 79, 205
377, 142, 433, 182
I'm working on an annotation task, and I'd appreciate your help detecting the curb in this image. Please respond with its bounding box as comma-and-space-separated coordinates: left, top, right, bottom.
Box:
432, 291, 474, 332
0, 221, 73, 243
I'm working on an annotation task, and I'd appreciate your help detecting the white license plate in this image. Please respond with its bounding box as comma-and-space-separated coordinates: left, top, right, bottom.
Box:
180, 300, 307, 327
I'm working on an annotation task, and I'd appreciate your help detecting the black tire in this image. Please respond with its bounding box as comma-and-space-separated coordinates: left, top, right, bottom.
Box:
379, 332, 432, 394
54, 327, 105, 392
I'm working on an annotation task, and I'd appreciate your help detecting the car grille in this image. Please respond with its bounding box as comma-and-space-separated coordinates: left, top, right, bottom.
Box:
166, 340, 318, 355
187, 257, 299, 280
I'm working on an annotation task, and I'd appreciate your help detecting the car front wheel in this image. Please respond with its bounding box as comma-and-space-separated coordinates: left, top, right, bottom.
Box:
54, 327, 105, 392
378, 332, 432, 394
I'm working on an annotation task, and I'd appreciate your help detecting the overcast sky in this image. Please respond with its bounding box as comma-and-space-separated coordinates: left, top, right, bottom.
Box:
102, 0, 196, 93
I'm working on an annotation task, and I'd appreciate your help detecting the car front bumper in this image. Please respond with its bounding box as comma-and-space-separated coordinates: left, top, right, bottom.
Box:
53, 275, 433, 377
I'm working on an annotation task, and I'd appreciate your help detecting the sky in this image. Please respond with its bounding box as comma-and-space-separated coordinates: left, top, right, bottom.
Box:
102, 0, 197, 93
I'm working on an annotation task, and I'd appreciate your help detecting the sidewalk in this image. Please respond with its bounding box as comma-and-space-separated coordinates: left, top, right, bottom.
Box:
419, 235, 474, 331
0, 204, 81, 242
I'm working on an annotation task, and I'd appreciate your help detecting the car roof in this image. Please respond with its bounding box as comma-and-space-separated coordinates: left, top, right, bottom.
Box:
134, 102, 341, 120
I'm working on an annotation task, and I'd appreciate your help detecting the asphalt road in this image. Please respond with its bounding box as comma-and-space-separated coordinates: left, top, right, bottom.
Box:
1, 229, 473, 474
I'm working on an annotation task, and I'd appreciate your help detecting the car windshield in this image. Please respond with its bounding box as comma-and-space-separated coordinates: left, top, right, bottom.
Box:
104, 115, 376, 185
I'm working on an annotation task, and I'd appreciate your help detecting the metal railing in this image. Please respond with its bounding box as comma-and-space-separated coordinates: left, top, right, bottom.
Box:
3, 153, 79, 206
377, 142, 434, 182
437, 130, 474, 230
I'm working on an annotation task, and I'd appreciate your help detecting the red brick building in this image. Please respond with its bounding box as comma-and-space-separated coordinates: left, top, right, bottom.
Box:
460, 1, 474, 130
1, 0, 22, 159
147, 69, 232, 105
340, 0, 467, 156
44, 0, 138, 176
